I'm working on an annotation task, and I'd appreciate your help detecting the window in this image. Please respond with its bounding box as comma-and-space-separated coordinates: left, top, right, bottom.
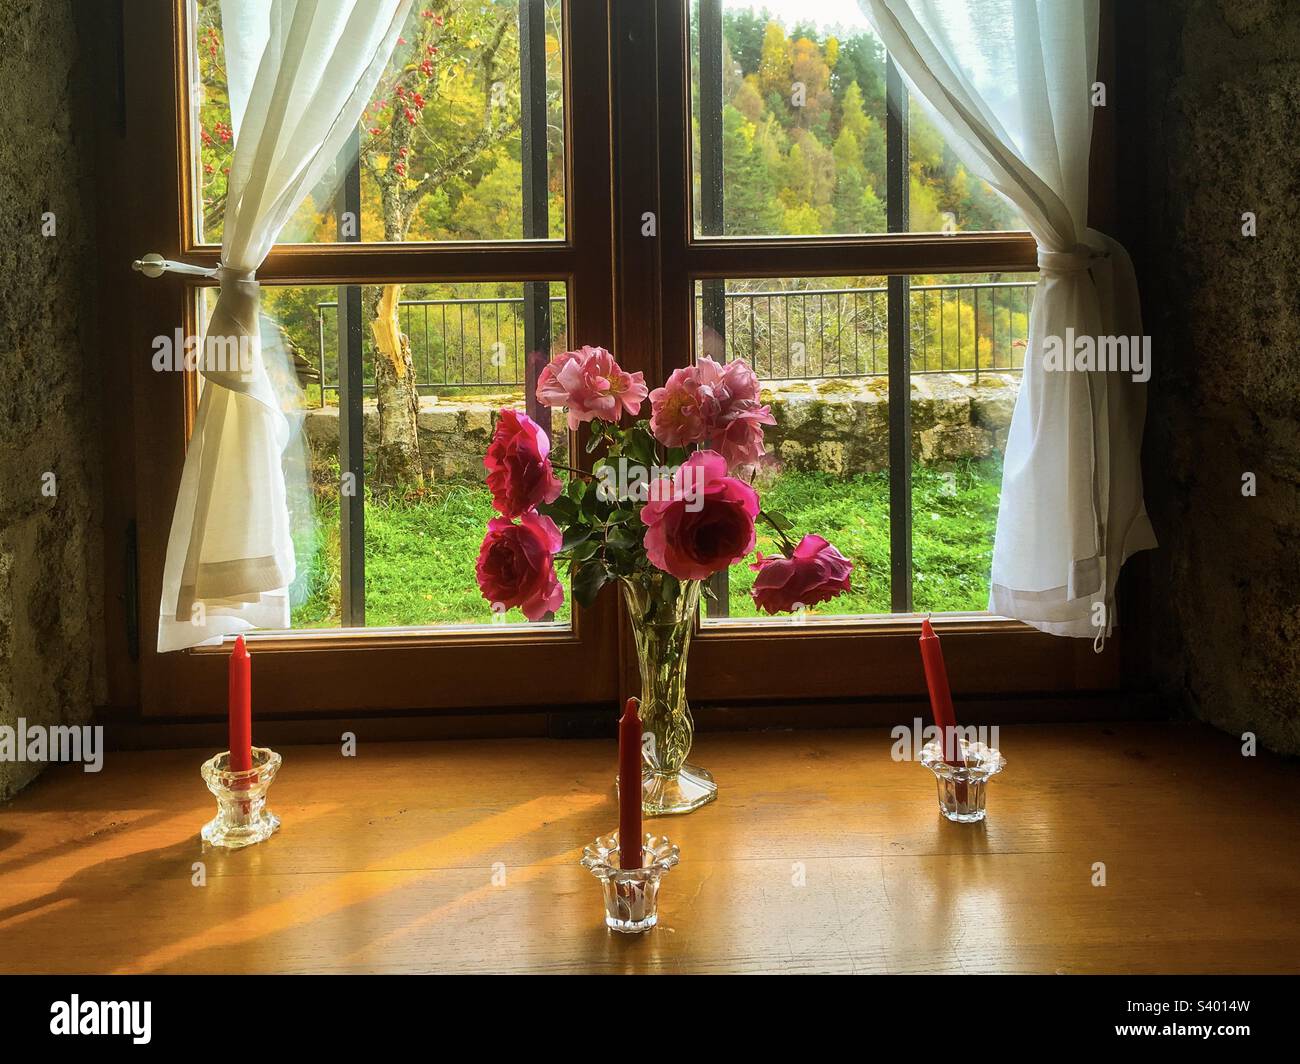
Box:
647, 0, 1095, 705
688, 1, 1023, 238
690, 269, 1032, 621
190, 0, 567, 245
123, 0, 619, 716
199, 279, 574, 631
115, 0, 1118, 720
679, 0, 1037, 631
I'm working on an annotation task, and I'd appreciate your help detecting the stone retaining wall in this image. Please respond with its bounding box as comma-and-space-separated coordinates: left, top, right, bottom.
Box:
302, 373, 1021, 480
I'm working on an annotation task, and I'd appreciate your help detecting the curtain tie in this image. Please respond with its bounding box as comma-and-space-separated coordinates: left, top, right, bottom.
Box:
1036, 243, 1107, 276
131, 253, 257, 289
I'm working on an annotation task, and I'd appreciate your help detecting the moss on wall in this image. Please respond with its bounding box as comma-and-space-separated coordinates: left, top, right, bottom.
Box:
0, 0, 102, 799
1140, 0, 1300, 753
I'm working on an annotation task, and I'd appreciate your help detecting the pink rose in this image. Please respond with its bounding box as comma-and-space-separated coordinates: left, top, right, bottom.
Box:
648, 364, 711, 447
640, 450, 759, 581
484, 408, 562, 519
749, 534, 853, 614
648, 356, 775, 471
475, 511, 564, 621
535, 346, 648, 430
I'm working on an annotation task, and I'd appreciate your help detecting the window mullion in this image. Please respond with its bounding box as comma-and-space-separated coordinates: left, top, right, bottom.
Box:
885, 54, 913, 614
336, 129, 366, 627
697, 0, 729, 619
520, 0, 552, 443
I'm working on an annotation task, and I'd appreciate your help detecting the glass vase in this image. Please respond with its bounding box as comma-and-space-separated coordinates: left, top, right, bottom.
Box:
620, 573, 717, 815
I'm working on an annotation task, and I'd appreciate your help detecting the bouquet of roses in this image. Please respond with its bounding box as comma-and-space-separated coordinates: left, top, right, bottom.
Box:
474, 345, 853, 619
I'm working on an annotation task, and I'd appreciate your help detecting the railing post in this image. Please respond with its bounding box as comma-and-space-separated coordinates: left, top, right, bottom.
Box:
317, 306, 327, 407
335, 128, 365, 628
886, 54, 913, 615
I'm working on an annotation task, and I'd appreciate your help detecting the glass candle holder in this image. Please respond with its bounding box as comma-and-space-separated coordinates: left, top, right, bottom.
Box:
200, 747, 282, 848
580, 832, 679, 933
919, 738, 1005, 823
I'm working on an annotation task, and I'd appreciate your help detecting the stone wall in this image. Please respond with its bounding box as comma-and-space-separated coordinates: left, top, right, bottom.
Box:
302, 373, 1021, 482
763, 374, 1018, 474
0, 0, 102, 799
1136, 0, 1300, 753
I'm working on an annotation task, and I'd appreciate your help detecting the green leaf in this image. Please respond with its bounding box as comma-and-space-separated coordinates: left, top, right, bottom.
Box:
538, 495, 577, 523
606, 526, 642, 550
765, 510, 795, 532
625, 425, 657, 468
572, 560, 611, 607
602, 548, 635, 577
560, 527, 593, 552
571, 538, 601, 562
662, 574, 680, 606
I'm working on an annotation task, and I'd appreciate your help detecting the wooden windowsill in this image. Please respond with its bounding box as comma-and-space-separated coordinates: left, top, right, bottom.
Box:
2, 722, 1297, 974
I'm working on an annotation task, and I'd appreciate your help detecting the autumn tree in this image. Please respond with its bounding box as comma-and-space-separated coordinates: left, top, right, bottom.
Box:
359, 3, 521, 490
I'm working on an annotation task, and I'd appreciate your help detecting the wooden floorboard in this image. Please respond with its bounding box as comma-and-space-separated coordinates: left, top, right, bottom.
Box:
1, 722, 1298, 974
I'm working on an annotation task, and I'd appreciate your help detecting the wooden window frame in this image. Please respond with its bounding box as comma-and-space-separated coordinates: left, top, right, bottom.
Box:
113, 0, 622, 718
97, 0, 1136, 727
609, 0, 1127, 709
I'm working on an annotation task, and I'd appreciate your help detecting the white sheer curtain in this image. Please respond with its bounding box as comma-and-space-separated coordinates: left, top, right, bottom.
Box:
157, 0, 412, 652
859, 0, 1155, 640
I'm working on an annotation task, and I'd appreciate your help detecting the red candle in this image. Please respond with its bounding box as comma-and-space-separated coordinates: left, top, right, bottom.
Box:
228, 635, 252, 772
919, 617, 964, 769
618, 697, 643, 871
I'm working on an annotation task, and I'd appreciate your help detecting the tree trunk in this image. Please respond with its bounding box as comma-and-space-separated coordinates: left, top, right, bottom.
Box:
370, 283, 424, 491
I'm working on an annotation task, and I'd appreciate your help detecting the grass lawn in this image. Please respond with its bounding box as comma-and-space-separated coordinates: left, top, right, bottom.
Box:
290, 459, 1003, 628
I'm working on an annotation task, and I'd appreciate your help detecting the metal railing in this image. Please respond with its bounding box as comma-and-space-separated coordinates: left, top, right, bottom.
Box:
313, 281, 1031, 404
315, 293, 569, 404
700, 281, 1033, 382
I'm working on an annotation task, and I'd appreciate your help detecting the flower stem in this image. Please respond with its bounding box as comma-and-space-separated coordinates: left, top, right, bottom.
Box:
757, 509, 798, 556
552, 463, 596, 481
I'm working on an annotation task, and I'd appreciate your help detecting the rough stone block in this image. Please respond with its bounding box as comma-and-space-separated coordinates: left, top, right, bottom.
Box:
919, 424, 993, 465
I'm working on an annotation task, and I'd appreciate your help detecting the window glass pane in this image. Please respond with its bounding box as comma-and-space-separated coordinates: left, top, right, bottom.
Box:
693, 276, 893, 619
190, 0, 566, 244
907, 100, 1024, 235
907, 272, 1032, 612
202, 280, 572, 630
692, 271, 1033, 620
690, 1, 1023, 237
